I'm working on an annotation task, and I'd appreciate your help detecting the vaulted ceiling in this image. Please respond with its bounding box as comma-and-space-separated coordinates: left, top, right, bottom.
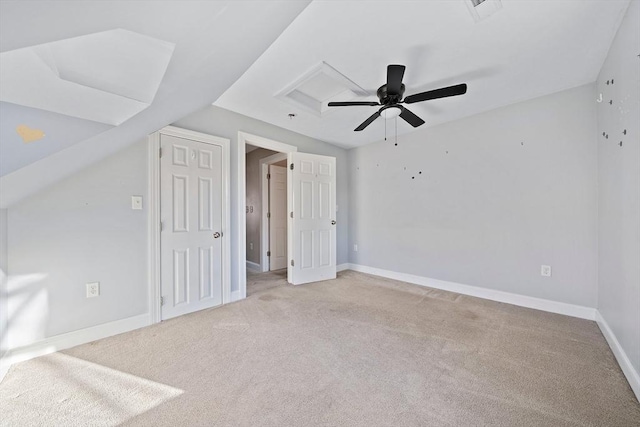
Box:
215, 0, 630, 148
0, 0, 310, 207
0, 0, 630, 207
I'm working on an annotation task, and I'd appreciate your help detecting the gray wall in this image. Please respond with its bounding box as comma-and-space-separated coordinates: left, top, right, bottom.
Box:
2, 104, 347, 349
7, 141, 148, 346
173, 105, 350, 293
245, 147, 277, 265
0, 209, 7, 357
596, 0, 640, 374
349, 84, 599, 307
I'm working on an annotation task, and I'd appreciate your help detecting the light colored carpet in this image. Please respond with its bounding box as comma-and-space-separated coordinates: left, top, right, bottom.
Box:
1, 270, 639, 426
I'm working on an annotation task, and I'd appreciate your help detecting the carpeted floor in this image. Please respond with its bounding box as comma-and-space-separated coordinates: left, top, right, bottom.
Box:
1, 270, 639, 426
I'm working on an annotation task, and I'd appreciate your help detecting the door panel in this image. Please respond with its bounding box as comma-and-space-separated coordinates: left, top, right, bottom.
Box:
289, 152, 336, 285
269, 165, 288, 271
161, 134, 223, 320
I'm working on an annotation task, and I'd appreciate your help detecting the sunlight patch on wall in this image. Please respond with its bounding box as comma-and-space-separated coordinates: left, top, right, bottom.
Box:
0, 29, 175, 126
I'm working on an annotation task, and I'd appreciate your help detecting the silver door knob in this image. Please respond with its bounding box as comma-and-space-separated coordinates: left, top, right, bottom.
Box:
331, 220, 336, 225
213, 232, 221, 238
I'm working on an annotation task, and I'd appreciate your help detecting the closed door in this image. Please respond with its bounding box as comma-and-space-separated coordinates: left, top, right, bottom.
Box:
288, 152, 337, 285
269, 164, 287, 270
160, 134, 223, 320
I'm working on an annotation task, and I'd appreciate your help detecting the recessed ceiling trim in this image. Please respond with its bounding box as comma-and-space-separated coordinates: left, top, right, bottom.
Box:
276, 61, 368, 117
465, 0, 503, 22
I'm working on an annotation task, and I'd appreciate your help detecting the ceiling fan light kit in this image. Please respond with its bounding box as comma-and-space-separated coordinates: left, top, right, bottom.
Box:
328, 64, 468, 133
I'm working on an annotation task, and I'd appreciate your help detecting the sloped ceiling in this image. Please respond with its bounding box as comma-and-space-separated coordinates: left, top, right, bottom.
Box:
0, 0, 311, 207
214, 0, 630, 148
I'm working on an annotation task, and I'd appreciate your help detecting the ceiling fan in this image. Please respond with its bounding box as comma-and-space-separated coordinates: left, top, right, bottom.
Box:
328, 64, 467, 131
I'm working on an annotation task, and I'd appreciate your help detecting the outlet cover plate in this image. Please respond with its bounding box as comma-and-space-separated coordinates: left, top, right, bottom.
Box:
541, 265, 552, 277
86, 282, 100, 298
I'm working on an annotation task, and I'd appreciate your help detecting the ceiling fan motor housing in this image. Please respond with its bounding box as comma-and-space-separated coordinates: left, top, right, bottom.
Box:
377, 83, 405, 105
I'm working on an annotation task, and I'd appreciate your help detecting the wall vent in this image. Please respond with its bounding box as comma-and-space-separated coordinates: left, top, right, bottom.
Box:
276, 62, 368, 117
466, 0, 503, 22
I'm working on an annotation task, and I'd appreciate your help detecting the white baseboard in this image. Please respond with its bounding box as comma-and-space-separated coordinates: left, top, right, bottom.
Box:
337, 263, 350, 272
230, 289, 242, 302
246, 261, 261, 272
0, 350, 8, 383
347, 264, 597, 320
0, 313, 150, 374
596, 311, 640, 401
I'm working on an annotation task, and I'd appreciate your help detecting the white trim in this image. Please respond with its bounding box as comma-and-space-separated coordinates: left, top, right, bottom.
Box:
0, 314, 150, 370
149, 126, 231, 321
347, 264, 597, 320
337, 263, 350, 272
596, 311, 640, 401
236, 132, 297, 301
147, 132, 161, 324
260, 152, 288, 272
246, 261, 261, 272
230, 290, 242, 303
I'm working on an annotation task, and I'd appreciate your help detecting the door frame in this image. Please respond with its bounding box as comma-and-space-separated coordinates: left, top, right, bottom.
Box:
259, 152, 288, 272
237, 132, 297, 300
148, 125, 231, 324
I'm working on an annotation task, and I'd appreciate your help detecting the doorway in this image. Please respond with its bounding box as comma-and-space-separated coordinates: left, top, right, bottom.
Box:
148, 126, 231, 323
236, 132, 337, 300
237, 133, 296, 299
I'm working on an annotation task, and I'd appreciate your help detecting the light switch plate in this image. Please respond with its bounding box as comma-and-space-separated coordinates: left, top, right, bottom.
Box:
131, 195, 143, 210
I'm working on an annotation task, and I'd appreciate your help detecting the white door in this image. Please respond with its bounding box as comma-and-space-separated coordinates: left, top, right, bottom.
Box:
160, 134, 223, 320
269, 165, 287, 271
288, 152, 337, 285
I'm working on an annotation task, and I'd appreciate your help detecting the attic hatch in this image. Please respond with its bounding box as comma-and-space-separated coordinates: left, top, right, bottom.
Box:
466, 0, 503, 22
276, 62, 368, 117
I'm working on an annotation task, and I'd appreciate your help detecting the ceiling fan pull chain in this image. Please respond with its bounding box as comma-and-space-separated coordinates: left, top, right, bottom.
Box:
395, 116, 398, 146
384, 115, 387, 141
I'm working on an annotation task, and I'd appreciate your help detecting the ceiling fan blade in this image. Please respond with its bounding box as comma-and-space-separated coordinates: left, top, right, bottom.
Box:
403, 83, 467, 104
354, 111, 381, 131
328, 101, 380, 107
399, 106, 425, 128
387, 64, 406, 95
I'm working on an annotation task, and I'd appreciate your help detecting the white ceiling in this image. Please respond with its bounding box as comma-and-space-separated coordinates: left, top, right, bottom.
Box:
0, 0, 310, 207
215, 0, 630, 148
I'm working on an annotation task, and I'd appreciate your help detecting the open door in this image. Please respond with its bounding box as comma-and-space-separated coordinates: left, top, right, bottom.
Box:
288, 152, 337, 285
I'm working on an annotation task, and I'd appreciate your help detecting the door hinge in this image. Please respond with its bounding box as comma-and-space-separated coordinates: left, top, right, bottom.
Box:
267, 251, 271, 257
291, 259, 295, 267
160, 221, 163, 232
267, 173, 271, 179
159, 147, 162, 158
290, 211, 293, 218
267, 212, 271, 218
160, 296, 165, 306
290, 163, 294, 170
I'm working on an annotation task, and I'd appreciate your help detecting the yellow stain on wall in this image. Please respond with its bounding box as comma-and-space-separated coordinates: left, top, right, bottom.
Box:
16, 124, 45, 143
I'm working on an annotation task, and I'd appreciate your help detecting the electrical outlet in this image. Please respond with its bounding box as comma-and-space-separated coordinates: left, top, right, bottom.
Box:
541, 265, 552, 277
86, 282, 100, 298
353, 244, 358, 252
249, 242, 253, 250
